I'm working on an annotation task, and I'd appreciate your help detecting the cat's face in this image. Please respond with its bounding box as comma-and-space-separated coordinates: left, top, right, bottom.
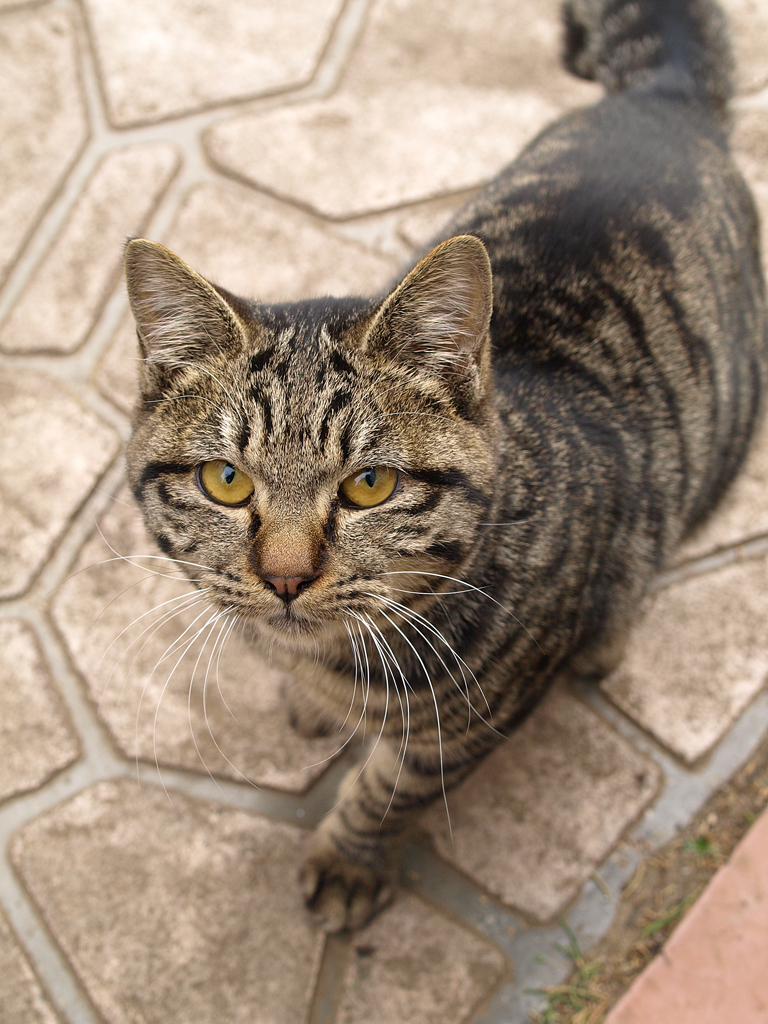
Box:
125, 236, 498, 651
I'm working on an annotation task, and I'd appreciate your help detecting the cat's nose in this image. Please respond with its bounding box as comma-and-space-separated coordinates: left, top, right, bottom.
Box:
260, 573, 318, 603
251, 521, 325, 602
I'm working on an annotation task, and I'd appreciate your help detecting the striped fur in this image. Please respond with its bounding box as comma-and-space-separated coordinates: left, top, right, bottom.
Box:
125, 0, 767, 931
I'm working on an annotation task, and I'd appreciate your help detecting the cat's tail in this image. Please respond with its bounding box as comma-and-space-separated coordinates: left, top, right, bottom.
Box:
562, 0, 734, 121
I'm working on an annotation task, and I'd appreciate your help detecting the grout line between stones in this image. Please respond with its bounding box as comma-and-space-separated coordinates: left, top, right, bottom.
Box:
734, 85, 768, 108
653, 531, 768, 591
0, 600, 127, 1024
579, 682, 768, 847
3, 1, 768, 1018
67, 0, 108, 139
0, 589, 357, 1023
0, 0, 376, 332
306, 933, 351, 1024
0, 857, 103, 1024
17, 456, 128, 606
306, 0, 373, 98
394, 674, 768, 1023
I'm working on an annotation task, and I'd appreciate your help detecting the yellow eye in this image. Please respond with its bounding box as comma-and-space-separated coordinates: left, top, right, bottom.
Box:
198, 460, 254, 506
340, 467, 398, 508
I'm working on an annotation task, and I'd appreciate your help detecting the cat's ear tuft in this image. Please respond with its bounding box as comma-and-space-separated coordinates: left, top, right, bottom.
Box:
124, 238, 244, 391
364, 235, 493, 372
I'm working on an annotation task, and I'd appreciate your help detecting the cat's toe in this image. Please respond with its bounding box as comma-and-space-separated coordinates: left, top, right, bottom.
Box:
299, 841, 395, 932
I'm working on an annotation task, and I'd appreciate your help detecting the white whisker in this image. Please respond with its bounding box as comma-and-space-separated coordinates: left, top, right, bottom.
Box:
383, 570, 541, 650
143, 605, 219, 803
372, 607, 452, 839
214, 614, 241, 724
358, 614, 412, 819
373, 594, 502, 735
102, 591, 210, 713
201, 611, 261, 789
186, 612, 228, 790
297, 618, 372, 772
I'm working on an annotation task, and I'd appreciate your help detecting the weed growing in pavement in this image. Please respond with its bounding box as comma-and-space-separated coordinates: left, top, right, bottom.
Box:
529, 735, 768, 1023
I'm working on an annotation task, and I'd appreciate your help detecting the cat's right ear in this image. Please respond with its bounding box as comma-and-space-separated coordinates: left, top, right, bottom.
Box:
124, 239, 244, 396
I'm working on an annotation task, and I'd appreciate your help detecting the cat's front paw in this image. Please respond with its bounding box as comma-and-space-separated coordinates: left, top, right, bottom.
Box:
299, 834, 396, 932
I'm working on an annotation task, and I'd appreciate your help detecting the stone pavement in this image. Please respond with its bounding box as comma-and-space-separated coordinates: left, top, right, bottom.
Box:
1, 1, 768, 1022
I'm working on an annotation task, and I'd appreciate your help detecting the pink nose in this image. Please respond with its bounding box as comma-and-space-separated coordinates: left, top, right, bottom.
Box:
261, 575, 316, 602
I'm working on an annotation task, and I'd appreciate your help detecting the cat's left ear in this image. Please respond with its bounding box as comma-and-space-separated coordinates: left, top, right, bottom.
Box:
124, 238, 245, 395
364, 234, 493, 376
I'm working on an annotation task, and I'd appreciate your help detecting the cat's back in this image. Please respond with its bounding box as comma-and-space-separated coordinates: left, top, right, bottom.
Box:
449, 67, 767, 553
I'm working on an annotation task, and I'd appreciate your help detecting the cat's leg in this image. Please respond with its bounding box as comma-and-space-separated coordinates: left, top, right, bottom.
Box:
567, 625, 630, 680
300, 733, 474, 931
282, 677, 337, 739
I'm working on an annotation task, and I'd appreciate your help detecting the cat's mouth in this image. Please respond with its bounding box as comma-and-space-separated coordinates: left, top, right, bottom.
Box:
257, 602, 339, 644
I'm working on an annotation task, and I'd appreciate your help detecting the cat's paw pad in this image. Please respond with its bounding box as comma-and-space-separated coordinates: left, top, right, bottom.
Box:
299, 840, 395, 932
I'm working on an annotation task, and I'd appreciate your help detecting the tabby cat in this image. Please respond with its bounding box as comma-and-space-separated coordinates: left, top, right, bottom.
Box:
124, 0, 767, 932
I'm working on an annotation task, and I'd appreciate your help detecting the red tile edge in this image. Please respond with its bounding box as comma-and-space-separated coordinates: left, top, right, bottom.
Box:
605, 808, 768, 1024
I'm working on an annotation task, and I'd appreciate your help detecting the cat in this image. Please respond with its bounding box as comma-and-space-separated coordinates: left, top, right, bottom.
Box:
124, 0, 767, 933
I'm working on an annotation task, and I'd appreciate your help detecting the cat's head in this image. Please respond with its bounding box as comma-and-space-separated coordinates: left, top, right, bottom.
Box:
124, 235, 498, 650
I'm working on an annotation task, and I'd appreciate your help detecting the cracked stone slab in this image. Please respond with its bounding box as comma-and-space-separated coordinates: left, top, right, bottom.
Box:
337, 891, 506, 1024
96, 182, 397, 411
423, 687, 660, 922
0, 144, 180, 354
0, 369, 120, 599
603, 552, 768, 764
0, 620, 79, 805
205, 0, 600, 218
0, 7, 88, 285
0, 909, 59, 1024
82, 0, 345, 126
51, 490, 344, 792
11, 780, 323, 1024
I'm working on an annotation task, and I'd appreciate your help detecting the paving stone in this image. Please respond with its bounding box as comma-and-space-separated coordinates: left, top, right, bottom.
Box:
82, 0, 345, 126
94, 311, 138, 415
423, 687, 660, 922
0, 369, 120, 599
394, 194, 479, 253
165, 182, 398, 299
11, 780, 323, 1024
0, 620, 78, 805
0, 8, 88, 285
0, 909, 59, 1024
337, 891, 506, 1024
722, 0, 768, 94
605, 806, 768, 1024
51, 489, 344, 792
0, 144, 180, 355
205, 0, 600, 218
206, 86, 558, 219
603, 552, 768, 764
